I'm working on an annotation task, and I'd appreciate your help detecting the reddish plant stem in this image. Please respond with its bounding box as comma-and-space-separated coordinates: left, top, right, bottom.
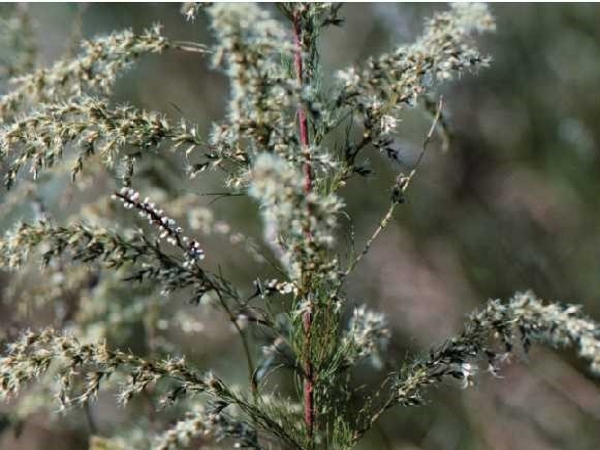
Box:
293, 10, 315, 443
293, 15, 313, 193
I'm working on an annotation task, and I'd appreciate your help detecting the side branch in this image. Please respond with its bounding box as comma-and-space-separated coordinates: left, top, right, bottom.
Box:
353, 291, 600, 441
0, 329, 301, 450
345, 97, 444, 276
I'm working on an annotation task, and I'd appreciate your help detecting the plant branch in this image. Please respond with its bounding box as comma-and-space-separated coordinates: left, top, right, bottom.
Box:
352, 290, 600, 441
345, 97, 444, 277
293, 8, 315, 445
216, 288, 258, 397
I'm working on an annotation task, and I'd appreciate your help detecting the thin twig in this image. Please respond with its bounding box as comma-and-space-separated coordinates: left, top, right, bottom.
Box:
215, 269, 258, 398
345, 96, 444, 276
172, 41, 210, 54
83, 403, 97, 435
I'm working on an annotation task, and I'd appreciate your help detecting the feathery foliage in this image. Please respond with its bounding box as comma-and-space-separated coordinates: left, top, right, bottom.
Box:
0, 3, 599, 450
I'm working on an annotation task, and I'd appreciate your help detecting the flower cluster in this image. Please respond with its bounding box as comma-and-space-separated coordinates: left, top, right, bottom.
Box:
181, 3, 203, 22
206, 4, 300, 171
153, 405, 212, 450
510, 291, 600, 373
336, 3, 495, 157
0, 97, 202, 187
0, 220, 226, 306
153, 402, 263, 450
353, 291, 600, 441
113, 187, 205, 266
395, 291, 600, 406
343, 305, 391, 369
0, 328, 212, 407
254, 278, 296, 298
0, 326, 299, 446
0, 25, 169, 122
248, 153, 343, 279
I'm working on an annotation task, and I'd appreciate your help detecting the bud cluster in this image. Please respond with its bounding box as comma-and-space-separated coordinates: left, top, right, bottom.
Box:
113, 187, 205, 266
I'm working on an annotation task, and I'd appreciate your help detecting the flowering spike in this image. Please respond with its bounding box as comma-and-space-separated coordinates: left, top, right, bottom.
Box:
113, 188, 205, 265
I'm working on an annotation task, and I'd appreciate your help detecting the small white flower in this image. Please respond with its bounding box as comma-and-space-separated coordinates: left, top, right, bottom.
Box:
459, 362, 477, 388
343, 305, 390, 369
380, 114, 397, 135
277, 281, 294, 295
236, 314, 249, 330
336, 67, 360, 88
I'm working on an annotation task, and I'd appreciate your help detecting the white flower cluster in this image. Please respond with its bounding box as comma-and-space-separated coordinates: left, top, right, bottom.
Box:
510, 291, 600, 374
259, 278, 296, 297
344, 305, 391, 369
154, 405, 211, 450
336, 66, 360, 89
0, 97, 203, 188
181, 3, 202, 22
380, 114, 397, 136
335, 3, 495, 152
248, 153, 343, 279
0, 26, 169, 122
113, 187, 205, 265
458, 362, 477, 389
207, 4, 297, 162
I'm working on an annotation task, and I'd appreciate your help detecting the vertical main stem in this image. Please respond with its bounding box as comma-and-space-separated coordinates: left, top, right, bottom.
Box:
294, 15, 312, 193
293, 10, 315, 444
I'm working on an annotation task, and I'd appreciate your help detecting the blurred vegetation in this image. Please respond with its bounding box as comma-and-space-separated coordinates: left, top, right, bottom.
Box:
1, 3, 600, 450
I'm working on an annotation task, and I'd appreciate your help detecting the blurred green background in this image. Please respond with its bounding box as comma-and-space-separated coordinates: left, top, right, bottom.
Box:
1, 3, 600, 450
